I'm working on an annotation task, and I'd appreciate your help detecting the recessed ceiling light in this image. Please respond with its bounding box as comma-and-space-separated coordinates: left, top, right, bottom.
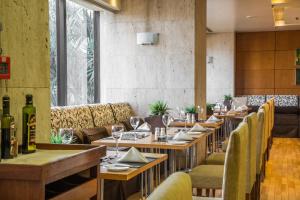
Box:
246, 15, 257, 19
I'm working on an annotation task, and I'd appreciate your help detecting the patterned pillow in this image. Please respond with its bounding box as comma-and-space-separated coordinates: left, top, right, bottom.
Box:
267, 95, 298, 107
246, 95, 266, 106
50, 107, 63, 132
88, 104, 116, 127
59, 105, 94, 129
110, 103, 134, 123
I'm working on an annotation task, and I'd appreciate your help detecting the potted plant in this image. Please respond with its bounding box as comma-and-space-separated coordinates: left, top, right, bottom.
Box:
223, 94, 233, 110
185, 105, 198, 121
206, 103, 216, 115
145, 101, 170, 132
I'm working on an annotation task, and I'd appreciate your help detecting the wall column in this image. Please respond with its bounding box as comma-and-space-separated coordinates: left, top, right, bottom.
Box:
195, 0, 207, 117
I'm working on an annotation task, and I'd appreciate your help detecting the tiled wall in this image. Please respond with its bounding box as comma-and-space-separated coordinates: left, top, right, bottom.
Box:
0, 0, 51, 142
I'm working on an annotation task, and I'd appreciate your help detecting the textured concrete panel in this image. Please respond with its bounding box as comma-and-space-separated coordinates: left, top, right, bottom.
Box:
207, 33, 235, 103
0, 0, 51, 142
100, 0, 196, 116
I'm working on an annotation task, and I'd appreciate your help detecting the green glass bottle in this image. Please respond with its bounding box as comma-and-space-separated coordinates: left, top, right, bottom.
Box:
22, 94, 36, 154
1, 96, 13, 159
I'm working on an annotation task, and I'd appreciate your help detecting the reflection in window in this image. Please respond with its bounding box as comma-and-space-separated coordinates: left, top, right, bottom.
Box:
49, 0, 57, 106
66, 0, 95, 105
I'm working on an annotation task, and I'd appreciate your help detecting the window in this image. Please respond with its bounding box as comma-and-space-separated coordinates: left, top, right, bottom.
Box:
49, 0, 100, 106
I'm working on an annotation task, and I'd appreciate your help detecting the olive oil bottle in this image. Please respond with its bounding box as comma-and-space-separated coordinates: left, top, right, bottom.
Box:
22, 94, 36, 154
1, 96, 13, 159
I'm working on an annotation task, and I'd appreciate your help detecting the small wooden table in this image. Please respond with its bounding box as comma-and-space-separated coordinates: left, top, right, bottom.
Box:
100, 151, 167, 200
93, 131, 211, 175
0, 143, 106, 200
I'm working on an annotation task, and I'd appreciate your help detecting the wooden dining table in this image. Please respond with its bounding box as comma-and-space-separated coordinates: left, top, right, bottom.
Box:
100, 151, 168, 200
92, 129, 212, 176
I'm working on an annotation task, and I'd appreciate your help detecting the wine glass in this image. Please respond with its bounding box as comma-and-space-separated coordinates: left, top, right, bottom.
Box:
59, 128, 74, 144
112, 125, 124, 157
162, 114, 174, 135
130, 116, 140, 140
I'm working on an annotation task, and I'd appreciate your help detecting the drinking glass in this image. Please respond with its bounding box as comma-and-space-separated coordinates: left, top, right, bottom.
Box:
112, 125, 124, 157
130, 116, 140, 140
162, 114, 174, 135
59, 128, 74, 144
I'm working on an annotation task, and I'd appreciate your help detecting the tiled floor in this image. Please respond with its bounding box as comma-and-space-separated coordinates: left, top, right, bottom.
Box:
261, 138, 300, 200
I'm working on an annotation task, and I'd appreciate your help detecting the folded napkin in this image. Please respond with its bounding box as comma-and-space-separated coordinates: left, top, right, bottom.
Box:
190, 123, 207, 132
173, 131, 194, 141
137, 122, 151, 131
118, 147, 149, 163
206, 115, 221, 123
235, 105, 248, 112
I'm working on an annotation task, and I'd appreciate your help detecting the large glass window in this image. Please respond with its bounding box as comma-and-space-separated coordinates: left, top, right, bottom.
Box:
49, 0, 99, 106
49, 0, 58, 106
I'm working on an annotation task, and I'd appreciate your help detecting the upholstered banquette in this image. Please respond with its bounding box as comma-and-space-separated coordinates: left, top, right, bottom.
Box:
51, 103, 134, 144
245, 95, 299, 138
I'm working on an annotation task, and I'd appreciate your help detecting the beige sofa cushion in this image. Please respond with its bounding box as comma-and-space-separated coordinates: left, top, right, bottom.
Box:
88, 104, 116, 127
59, 105, 94, 129
110, 103, 134, 123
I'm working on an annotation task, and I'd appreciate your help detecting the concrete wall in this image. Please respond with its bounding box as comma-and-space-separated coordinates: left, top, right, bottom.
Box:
0, 0, 50, 142
206, 32, 235, 103
100, 0, 197, 116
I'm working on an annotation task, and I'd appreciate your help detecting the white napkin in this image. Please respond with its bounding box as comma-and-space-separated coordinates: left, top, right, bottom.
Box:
190, 123, 207, 132
235, 105, 248, 112
137, 122, 151, 131
206, 115, 221, 123
118, 147, 149, 163
173, 131, 194, 141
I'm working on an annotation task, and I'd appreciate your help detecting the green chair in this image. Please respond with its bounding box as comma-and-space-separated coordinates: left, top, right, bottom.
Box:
147, 172, 193, 200
148, 122, 248, 200
255, 109, 266, 199
189, 122, 248, 199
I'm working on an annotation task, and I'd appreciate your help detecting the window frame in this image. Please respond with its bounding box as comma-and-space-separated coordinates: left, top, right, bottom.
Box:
55, 0, 100, 106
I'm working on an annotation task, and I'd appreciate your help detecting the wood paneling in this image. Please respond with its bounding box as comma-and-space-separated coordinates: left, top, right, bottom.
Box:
274, 69, 300, 89
276, 30, 300, 50
236, 70, 274, 89
236, 51, 274, 70
236, 32, 275, 51
275, 89, 300, 95
275, 51, 296, 69
236, 30, 300, 96
236, 89, 274, 96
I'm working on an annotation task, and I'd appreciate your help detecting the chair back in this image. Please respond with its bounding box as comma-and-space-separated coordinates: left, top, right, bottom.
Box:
147, 172, 192, 200
243, 112, 258, 193
222, 122, 248, 200
256, 109, 265, 173
259, 103, 270, 152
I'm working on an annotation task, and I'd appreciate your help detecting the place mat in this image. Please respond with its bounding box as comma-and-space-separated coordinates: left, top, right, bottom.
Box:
100, 156, 157, 168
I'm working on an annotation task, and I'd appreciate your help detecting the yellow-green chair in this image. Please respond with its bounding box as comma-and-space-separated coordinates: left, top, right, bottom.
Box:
148, 122, 248, 200
255, 109, 266, 199
189, 122, 248, 198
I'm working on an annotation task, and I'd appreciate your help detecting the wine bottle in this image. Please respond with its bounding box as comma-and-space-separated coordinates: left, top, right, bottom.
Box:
1, 96, 13, 159
22, 94, 36, 154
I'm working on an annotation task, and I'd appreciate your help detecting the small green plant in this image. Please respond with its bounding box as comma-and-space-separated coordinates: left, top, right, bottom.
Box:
149, 101, 169, 116
185, 106, 197, 114
206, 103, 216, 112
50, 131, 63, 144
224, 94, 233, 101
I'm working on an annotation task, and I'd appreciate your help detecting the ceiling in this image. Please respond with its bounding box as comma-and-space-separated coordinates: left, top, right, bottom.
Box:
207, 0, 300, 32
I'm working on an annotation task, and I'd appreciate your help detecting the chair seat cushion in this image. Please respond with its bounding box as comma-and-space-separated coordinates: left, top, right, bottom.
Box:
189, 165, 224, 189
205, 153, 225, 165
